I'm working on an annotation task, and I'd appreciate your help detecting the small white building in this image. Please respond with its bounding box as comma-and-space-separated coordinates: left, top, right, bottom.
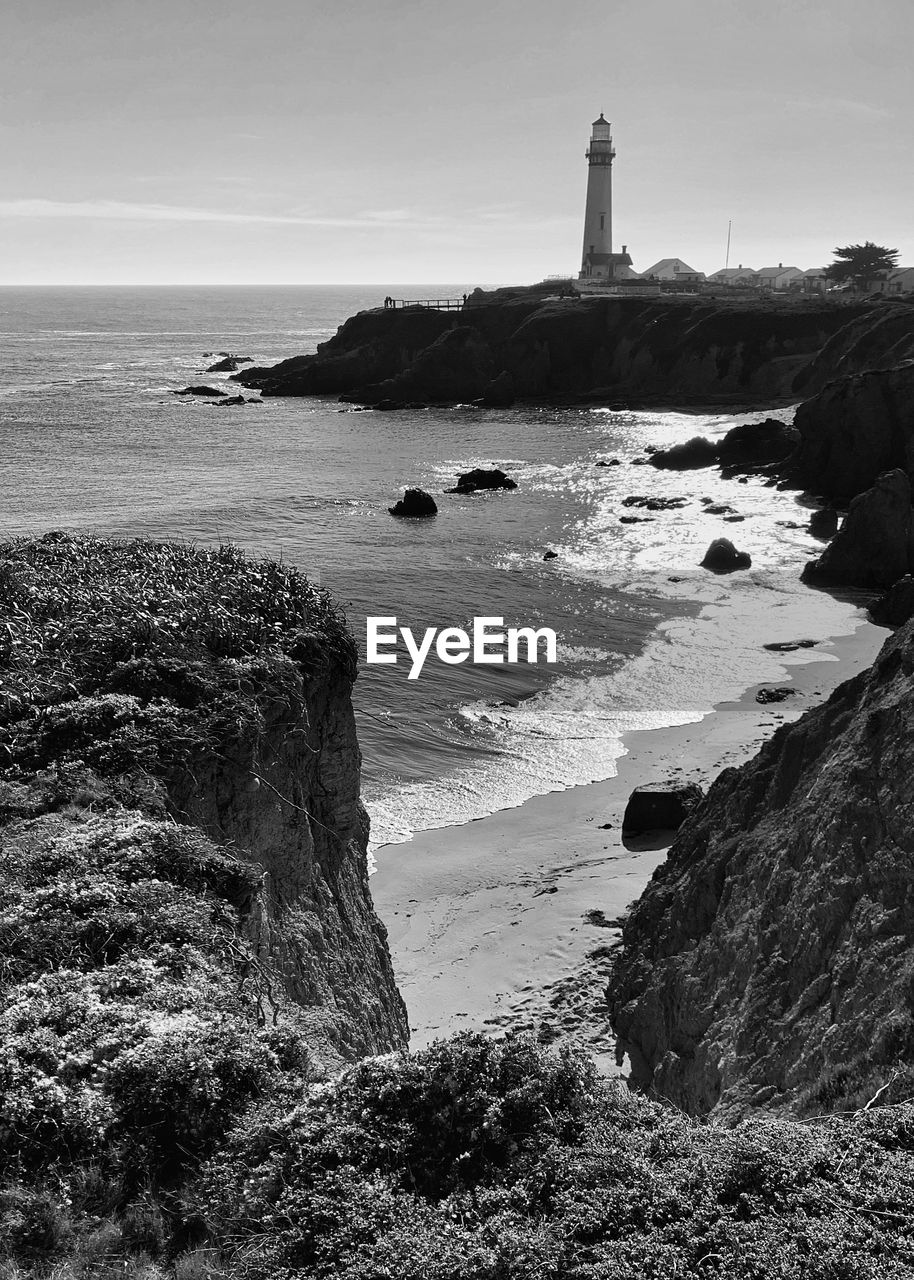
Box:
756, 264, 803, 291
641, 258, 705, 283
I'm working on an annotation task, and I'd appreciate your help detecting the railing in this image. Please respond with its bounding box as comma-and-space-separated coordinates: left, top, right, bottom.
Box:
384, 297, 465, 311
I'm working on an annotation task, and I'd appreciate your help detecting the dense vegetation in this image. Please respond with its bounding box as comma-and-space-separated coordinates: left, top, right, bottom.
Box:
2, 535, 913, 1277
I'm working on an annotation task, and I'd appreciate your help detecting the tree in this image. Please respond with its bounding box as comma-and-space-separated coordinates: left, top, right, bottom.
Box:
826, 241, 899, 291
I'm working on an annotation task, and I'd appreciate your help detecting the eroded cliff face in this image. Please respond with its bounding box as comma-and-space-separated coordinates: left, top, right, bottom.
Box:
792, 303, 914, 397
237, 292, 875, 406
0, 535, 408, 1072
607, 618, 914, 1120
791, 359, 914, 504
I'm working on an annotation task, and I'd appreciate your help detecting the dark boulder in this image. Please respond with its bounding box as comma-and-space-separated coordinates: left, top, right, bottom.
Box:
869, 575, 914, 628
756, 686, 796, 705
802, 469, 913, 589
703, 503, 736, 515
596, 457, 621, 467
447, 467, 517, 494
172, 385, 224, 397
207, 356, 240, 373
211, 394, 247, 407
700, 538, 752, 573
717, 418, 800, 469
543, 549, 559, 560
622, 782, 705, 834
808, 507, 839, 539
763, 639, 817, 652
623, 495, 688, 511
649, 436, 719, 471
388, 488, 438, 518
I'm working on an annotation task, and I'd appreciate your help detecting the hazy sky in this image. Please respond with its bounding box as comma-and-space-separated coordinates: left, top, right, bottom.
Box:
2, 0, 912, 284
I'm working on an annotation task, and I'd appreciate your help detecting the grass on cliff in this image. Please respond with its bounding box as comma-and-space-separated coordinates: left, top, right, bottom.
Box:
0, 533, 354, 718
0, 534, 355, 805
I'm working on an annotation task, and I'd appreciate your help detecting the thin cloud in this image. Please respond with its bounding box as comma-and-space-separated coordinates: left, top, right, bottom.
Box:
0, 198, 434, 229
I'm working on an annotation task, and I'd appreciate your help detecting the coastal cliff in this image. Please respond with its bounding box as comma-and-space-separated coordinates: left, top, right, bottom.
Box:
607, 616, 914, 1120
0, 534, 407, 1077
237, 290, 880, 406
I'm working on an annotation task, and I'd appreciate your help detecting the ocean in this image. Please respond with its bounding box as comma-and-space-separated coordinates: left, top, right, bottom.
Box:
0, 285, 868, 856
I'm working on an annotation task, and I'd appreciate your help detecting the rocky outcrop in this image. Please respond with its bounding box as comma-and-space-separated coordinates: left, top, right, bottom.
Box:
173, 384, 224, 397
389, 488, 438, 518
650, 420, 801, 474
802, 469, 913, 589
0, 535, 407, 1072
808, 507, 839, 539
207, 355, 253, 373
700, 538, 752, 573
622, 783, 704, 834
649, 436, 719, 470
717, 418, 799, 470
791, 360, 914, 504
235, 292, 877, 406
447, 467, 517, 494
870, 576, 914, 628
608, 615, 914, 1118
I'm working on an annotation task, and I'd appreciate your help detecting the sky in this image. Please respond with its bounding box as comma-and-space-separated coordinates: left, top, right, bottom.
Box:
1, 0, 912, 285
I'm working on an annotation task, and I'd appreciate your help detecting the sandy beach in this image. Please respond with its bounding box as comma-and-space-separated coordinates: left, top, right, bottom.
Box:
371, 613, 886, 1071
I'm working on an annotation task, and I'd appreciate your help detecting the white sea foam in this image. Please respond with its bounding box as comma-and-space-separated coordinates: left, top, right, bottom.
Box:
367, 405, 869, 860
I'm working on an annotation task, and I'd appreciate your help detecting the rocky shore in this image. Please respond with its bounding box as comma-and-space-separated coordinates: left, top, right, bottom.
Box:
7, 287, 914, 1275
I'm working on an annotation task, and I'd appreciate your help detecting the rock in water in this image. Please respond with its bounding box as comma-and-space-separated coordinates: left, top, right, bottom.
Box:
700, 538, 752, 573
206, 356, 241, 373
802, 468, 913, 589
808, 507, 839, 539
172, 385, 224, 397
608, 614, 914, 1118
869, 575, 914, 628
622, 783, 705, 834
388, 488, 438, 518
717, 418, 800, 469
649, 436, 719, 470
447, 467, 518, 494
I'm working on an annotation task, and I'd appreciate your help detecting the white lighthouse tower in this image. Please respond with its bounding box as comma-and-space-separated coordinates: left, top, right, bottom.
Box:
579, 114, 634, 281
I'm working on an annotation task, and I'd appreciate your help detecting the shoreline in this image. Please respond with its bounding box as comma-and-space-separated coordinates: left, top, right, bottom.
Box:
370, 611, 886, 1070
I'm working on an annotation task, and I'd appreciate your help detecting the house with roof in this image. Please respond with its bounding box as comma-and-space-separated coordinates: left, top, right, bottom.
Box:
801, 267, 829, 293
708, 264, 758, 286
641, 258, 705, 283
756, 264, 803, 291
886, 268, 914, 295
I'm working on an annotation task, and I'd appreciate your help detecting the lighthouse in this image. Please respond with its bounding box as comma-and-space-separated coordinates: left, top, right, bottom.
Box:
579, 114, 634, 280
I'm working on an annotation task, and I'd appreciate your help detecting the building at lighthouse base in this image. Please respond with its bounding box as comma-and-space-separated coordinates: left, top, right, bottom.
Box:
579, 248, 638, 281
